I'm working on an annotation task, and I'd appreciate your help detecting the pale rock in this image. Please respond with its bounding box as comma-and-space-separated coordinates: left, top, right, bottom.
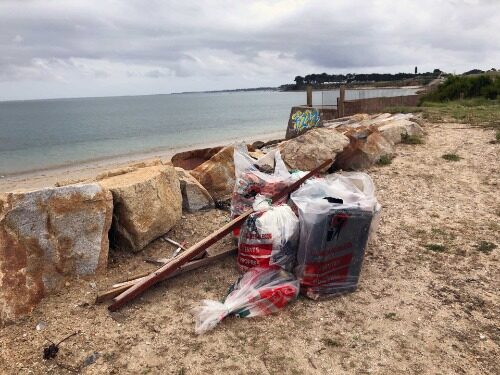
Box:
334, 127, 395, 170
0, 183, 112, 322
190, 146, 236, 201
99, 165, 182, 252
376, 119, 425, 144
175, 168, 214, 212
279, 128, 349, 171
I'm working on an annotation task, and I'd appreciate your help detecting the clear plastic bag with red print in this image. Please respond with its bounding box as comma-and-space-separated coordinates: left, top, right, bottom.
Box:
237, 197, 299, 272
192, 266, 299, 334
290, 172, 381, 300
231, 143, 292, 236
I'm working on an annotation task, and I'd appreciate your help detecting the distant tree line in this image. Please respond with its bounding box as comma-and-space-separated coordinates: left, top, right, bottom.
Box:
292, 69, 442, 86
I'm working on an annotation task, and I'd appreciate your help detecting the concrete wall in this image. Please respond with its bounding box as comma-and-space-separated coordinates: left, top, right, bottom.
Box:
285, 106, 338, 139
343, 95, 421, 116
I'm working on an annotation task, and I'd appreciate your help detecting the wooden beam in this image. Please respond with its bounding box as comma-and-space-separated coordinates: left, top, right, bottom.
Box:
96, 247, 237, 303
108, 159, 332, 311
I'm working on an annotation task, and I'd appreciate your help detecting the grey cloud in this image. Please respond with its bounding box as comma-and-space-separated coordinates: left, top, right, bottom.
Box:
0, 0, 499, 93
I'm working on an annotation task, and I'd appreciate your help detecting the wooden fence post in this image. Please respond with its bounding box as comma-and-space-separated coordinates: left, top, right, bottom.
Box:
306, 85, 313, 107
338, 85, 346, 117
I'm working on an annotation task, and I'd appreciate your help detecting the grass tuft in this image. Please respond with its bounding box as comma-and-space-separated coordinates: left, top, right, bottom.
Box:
442, 153, 461, 162
321, 338, 342, 347
424, 243, 446, 252
474, 241, 496, 254
401, 132, 424, 144
384, 312, 397, 320
376, 155, 393, 166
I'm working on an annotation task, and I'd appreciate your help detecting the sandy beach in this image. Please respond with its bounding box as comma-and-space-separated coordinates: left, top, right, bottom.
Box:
0, 130, 285, 193
1, 120, 498, 374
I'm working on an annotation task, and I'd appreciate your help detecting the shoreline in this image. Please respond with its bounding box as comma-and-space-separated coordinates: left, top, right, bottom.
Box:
0, 130, 285, 193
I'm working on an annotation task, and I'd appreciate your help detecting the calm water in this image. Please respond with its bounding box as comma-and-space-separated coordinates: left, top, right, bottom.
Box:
0, 88, 417, 175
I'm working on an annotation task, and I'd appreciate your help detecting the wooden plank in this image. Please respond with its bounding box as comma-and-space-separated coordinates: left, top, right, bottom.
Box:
108, 159, 332, 311
96, 247, 237, 303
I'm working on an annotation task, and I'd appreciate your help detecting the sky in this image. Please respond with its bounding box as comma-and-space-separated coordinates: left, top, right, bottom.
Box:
0, 0, 499, 101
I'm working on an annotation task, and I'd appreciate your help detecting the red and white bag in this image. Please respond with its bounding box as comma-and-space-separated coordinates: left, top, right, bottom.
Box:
238, 198, 299, 272
192, 266, 299, 334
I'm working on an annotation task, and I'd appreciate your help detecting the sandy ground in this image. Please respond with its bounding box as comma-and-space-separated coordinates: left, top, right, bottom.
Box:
0, 130, 285, 193
0, 121, 499, 375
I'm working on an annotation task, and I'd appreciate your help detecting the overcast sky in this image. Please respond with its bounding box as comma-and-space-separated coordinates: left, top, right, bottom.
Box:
0, 0, 499, 100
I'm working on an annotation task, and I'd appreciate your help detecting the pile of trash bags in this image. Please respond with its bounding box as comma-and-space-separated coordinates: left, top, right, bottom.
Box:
193, 143, 381, 333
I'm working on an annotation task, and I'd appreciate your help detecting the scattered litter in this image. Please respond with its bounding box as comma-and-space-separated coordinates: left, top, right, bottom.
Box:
238, 197, 299, 272
83, 351, 100, 367
35, 321, 46, 331
291, 172, 380, 299
108, 159, 331, 311
42, 331, 79, 360
192, 266, 299, 334
231, 143, 292, 236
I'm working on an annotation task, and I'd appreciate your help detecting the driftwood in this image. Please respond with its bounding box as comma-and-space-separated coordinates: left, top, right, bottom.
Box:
108, 159, 332, 311
96, 247, 237, 303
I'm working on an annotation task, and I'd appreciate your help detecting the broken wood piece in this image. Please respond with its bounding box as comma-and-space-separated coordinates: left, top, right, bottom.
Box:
108, 159, 332, 311
97, 247, 237, 303
164, 237, 187, 250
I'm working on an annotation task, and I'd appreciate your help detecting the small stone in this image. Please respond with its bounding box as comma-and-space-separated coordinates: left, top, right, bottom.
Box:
479, 334, 487, 341
35, 321, 46, 331
89, 282, 96, 289
83, 351, 100, 367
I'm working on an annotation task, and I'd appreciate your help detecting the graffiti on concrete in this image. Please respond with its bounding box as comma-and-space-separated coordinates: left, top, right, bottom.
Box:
291, 109, 320, 133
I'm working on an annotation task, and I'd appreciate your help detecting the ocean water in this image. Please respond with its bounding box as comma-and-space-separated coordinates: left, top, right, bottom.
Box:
0, 88, 417, 175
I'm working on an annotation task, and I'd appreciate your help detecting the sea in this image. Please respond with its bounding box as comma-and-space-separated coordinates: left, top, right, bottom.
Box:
0, 88, 418, 176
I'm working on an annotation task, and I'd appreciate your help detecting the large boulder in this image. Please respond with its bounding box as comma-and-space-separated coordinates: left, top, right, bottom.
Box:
190, 146, 236, 201
376, 119, 424, 144
334, 127, 395, 170
171, 146, 224, 171
279, 128, 349, 171
0, 184, 112, 322
99, 165, 182, 252
175, 168, 214, 212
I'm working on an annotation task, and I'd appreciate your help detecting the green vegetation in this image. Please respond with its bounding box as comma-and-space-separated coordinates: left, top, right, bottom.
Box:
388, 99, 500, 130
492, 130, 500, 144
376, 155, 393, 165
474, 241, 496, 254
321, 338, 342, 347
384, 312, 397, 320
422, 74, 500, 102
424, 244, 446, 252
388, 74, 500, 131
442, 153, 461, 162
401, 132, 424, 144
